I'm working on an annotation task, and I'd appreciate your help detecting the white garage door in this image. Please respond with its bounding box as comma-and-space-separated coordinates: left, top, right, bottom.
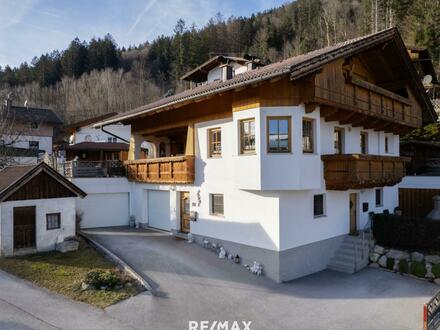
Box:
148, 190, 171, 231
77, 193, 129, 228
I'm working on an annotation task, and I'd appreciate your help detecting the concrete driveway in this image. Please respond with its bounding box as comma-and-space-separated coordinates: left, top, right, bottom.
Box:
0, 269, 131, 330
85, 227, 439, 330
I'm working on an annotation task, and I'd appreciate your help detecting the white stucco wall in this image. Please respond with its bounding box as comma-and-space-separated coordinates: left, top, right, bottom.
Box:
400, 176, 440, 189
2, 134, 53, 154
71, 124, 131, 144
0, 197, 76, 256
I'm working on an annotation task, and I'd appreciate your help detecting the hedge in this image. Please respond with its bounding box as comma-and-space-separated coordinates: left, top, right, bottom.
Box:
372, 213, 440, 250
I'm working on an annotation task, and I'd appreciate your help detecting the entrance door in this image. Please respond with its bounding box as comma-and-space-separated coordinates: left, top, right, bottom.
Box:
180, 192, 191, 233
13, 206, 36, 249
349, 193, 358, 235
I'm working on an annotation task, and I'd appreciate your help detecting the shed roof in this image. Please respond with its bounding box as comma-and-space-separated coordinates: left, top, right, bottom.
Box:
94, 28, 437, 128
0, 162, 86, 202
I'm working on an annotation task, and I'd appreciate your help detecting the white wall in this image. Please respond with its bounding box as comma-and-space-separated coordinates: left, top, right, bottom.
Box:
2, 134, 53, 154
71, 178, 131, 228
0, 197, 76, 256
400, 176, 440, 189
71, 124, 131, 144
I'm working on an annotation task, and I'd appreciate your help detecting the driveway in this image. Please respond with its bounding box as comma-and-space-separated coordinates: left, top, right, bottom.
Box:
0, 269, 131, 330
85, 227, 439, 330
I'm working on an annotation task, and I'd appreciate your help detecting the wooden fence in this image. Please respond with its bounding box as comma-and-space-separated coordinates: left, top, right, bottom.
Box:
399, 188, 440, 218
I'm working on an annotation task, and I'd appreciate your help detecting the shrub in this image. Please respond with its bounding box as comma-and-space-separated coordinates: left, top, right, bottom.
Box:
372, 213, 440, 250
386, 257, 395, 270
410, 261, 427, 278
399, 260, 409, 273
432, 264, 440, 278
84, 270, 120, 289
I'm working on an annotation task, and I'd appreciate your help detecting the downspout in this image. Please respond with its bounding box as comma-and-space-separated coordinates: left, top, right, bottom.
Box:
100, 124, 129, 143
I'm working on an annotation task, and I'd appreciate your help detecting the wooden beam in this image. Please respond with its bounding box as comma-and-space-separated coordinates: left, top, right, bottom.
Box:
305, 102, 319, 113
340, 112, 361, 125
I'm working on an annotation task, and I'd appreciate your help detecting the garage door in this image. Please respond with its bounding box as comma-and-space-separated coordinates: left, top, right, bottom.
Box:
148, 190, 171, 231
77, 193, 129, 228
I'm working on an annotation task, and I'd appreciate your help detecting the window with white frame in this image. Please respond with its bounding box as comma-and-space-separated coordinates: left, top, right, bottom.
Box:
29, 141, 39, 150
313, 194, 326, 217
210, 194, 224, 216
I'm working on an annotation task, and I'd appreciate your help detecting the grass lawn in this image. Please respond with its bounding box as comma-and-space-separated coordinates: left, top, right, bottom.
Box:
0, 240, 141, 308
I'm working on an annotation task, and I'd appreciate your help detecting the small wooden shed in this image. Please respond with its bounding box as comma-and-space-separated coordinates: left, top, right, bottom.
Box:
0, 162, 86, 256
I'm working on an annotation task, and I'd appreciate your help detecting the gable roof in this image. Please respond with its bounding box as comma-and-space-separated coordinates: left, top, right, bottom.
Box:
67, 112, 119, 131
94, 28, 437, 128
180, 54, 263, 82
0, 162, 86, 202
6, 106, 63, 125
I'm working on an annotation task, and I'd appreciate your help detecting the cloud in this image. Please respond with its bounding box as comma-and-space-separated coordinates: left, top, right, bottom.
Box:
128, 0, 158, 33
0, 0, 39, 29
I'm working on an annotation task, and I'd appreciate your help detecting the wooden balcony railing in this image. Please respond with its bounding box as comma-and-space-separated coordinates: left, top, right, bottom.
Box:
124, 155, 195, 184
321, 154, 407, 190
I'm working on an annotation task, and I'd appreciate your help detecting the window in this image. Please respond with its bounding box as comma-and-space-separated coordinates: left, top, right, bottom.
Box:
375, 189, 383, 207
46, 213, 61, 230
29, 141, 39, 150
239, 119, 255, 154
267, 117, 291, 153
30, 121, 39, 129
210, 194, 224, 216
334, 128, 344, 154
385, 136, 389, 153
360, 132, 368, 154
302, 118, 314, 153
208, 128, 222, 157
107, 137, 117, 143
313, 194, 326, 217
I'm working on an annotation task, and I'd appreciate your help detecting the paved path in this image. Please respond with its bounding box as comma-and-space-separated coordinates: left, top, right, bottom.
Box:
0, 269, 132, 330
85, 227, 439, 330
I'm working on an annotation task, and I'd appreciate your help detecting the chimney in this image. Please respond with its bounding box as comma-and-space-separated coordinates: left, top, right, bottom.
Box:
220, 64, 233, 81
4, 94, 12, 112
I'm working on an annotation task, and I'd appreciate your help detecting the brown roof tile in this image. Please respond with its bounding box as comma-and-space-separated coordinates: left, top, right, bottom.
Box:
95, 28, 436, 126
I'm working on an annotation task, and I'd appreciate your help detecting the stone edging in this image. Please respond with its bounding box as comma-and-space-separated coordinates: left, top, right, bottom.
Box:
79, 232, 154, 293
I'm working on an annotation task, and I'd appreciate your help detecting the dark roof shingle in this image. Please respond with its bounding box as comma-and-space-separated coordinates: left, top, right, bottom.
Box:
6, 106, 63, 125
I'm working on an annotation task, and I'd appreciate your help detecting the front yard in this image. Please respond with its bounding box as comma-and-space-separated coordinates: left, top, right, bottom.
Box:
0, 239, 142, 308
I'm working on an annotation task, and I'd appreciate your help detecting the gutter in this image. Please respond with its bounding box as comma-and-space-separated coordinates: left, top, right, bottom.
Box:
100, 125, 129, 143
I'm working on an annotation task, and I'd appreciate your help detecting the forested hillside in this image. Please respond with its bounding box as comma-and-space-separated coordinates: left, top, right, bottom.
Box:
0, 0, 438, 123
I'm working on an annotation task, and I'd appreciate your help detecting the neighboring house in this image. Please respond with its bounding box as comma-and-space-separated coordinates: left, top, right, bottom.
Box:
0, 162, 86, 256
1, 101, 63, 159
67, 112, 130, 145
89, 28, 435, 283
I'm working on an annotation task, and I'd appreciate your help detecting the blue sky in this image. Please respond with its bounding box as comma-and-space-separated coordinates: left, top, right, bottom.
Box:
0, 0, 288, 68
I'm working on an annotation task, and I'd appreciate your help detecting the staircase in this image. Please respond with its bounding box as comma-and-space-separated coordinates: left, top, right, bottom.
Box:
328, 234, 372, 274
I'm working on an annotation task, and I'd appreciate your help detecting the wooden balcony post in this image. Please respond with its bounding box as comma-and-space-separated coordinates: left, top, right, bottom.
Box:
185, 123, 195, 156
129, 133, 143, 160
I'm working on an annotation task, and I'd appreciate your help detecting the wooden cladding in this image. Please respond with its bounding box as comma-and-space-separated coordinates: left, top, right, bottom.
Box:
6, 172, 77, 202
125, 155, 195, 184
310, 59, 423, 132
321, 154, 407, 190
399, 188, 440, 218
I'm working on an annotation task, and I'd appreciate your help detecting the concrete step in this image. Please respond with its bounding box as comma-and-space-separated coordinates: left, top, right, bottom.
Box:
328, 261, 355, 274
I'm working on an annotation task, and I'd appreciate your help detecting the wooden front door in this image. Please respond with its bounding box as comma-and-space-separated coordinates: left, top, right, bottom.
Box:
13, 206, 36, 249
349, 193, 358, 235
180, 192, 191, 233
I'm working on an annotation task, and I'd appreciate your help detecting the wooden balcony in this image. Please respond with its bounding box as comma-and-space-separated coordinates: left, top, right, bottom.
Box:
125, 155, 195, 184
321, 154, 407, 190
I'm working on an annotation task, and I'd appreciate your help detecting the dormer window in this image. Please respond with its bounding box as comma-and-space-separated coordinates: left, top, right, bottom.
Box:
221, 64, 233, 81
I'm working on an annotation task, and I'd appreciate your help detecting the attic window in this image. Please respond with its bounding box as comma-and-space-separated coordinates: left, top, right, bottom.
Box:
30, 122, 39, 129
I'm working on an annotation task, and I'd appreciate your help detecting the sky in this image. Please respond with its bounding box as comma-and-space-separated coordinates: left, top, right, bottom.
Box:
0, 0, 288, 68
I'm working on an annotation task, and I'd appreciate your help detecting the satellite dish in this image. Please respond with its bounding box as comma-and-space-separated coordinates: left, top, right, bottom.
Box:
423, 75, 433, 86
